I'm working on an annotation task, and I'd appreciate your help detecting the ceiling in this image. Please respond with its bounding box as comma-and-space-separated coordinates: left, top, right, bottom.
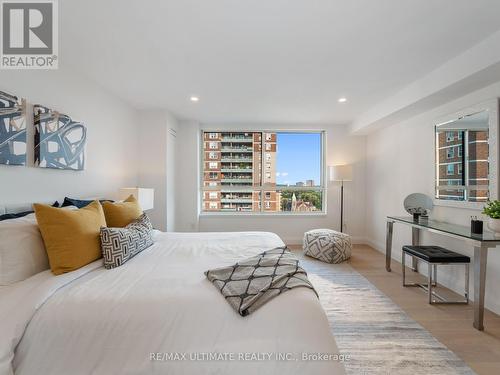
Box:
60, 0, 500, 125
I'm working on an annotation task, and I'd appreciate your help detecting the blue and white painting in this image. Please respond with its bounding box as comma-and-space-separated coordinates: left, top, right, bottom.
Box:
34, 105, 87, 170
0, 91, 26, 165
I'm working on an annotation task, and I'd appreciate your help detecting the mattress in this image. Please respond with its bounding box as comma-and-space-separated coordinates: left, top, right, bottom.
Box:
0, 231, 345, 375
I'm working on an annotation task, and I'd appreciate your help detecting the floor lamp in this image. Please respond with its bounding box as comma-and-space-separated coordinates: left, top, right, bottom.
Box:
329, 165, 353, 233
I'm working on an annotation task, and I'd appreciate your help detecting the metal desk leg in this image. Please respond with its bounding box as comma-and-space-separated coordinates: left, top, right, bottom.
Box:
473, 245, 488, 331
411, 227, 420, 272
386, 221, 393, 272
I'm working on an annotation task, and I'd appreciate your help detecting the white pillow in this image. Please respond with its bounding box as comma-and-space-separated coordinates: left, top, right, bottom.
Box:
0, 213, 49, 285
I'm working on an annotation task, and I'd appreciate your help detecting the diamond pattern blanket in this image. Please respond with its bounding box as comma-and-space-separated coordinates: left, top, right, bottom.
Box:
205, 247, 317, 316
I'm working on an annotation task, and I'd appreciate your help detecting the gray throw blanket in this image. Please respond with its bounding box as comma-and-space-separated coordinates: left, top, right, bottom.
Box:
205, 247, 317, 316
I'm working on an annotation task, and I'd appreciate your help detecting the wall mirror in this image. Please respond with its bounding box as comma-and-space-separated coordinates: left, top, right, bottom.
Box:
435, 99, 499, 209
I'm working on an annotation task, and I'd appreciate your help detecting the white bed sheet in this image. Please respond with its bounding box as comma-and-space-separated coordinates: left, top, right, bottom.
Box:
0, 231, 345, 375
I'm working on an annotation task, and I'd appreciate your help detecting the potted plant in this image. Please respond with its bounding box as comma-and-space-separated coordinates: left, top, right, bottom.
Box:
483, 200, 500, 234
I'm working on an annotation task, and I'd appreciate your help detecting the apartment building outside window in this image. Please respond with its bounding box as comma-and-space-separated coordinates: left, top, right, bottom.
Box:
436, 128, 488, 202
200, 130, 325, 214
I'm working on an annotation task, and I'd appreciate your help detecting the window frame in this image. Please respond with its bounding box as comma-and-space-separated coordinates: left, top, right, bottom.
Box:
199, 129, 327, 216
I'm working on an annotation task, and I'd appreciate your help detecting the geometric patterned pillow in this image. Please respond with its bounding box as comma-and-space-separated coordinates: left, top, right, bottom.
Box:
100, 213, 154, 269
303, 229, 352, 264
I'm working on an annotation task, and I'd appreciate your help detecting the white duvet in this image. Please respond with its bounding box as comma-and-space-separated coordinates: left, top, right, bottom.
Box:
0, 231, 345, 375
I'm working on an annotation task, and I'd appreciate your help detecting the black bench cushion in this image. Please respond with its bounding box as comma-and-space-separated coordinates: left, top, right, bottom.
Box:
402, 245, 470, 263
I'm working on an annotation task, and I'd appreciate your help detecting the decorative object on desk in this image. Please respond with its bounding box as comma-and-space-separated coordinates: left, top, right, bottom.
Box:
34, 105, 87, 170
0, 91, 27, 166
403, 193, 433, 221
470, 216, 483, 235
329, 164, 352, 233
482, 200, 500, 235
118, 188, 154, 211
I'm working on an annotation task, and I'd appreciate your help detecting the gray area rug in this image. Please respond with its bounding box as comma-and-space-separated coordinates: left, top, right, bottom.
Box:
300, 255, 475, 375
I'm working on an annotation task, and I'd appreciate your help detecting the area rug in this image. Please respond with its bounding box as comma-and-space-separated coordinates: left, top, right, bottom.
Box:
300, 256, 475, 375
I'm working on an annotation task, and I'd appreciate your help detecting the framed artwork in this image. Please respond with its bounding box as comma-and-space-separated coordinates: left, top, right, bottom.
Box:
34, 105, 87, 170
0, 90, 26, 165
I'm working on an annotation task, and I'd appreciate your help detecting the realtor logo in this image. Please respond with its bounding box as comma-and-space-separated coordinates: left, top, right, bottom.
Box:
1, 0, 58, 69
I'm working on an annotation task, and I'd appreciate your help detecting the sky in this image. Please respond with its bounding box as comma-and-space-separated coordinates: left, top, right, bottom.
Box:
275, 133, 321, 186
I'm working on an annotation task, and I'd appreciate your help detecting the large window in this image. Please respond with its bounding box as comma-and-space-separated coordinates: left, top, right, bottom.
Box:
201, 131, 325, 214
435, 112, 490, 203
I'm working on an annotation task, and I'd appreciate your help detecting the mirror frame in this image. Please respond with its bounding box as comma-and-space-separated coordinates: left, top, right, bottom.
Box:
434, 98, 499, 210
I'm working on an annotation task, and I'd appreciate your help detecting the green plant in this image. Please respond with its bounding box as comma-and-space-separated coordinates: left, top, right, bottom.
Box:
483, 200, 500, 219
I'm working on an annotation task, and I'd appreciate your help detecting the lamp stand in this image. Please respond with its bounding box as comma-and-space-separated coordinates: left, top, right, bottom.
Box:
340, 180, 344, 233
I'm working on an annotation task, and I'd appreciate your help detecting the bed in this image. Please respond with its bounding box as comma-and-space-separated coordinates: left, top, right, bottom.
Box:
1, 230, 345, 375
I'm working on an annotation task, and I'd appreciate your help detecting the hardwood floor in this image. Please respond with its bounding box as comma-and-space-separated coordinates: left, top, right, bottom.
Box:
290, 244, 500, 375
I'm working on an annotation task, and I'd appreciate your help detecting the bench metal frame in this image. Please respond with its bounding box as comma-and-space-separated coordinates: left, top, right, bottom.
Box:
402, 250, 469, 305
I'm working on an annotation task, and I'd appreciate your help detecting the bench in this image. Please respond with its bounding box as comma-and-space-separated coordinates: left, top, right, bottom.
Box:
402, 245, 470, 304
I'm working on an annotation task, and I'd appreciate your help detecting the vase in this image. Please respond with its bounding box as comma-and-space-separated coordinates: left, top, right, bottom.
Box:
487, 217, 500, 235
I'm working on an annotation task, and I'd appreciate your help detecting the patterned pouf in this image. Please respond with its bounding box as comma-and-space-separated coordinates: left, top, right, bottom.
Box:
303, 229, 352, 263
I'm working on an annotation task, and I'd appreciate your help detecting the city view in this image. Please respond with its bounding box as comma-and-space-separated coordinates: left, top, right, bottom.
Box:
202, 131, 322, 212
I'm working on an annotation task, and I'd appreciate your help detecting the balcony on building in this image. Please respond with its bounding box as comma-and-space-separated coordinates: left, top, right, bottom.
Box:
221, 145, 253, 152
220, 155, 253, 162
220, 193, 253, 204
221, 204, 253, 211
221, 133, 254, 142
220, 164, 253, 173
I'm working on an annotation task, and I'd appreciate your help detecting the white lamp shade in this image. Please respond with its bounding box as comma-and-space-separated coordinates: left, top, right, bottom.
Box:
119, 188, 154, 211
329, 165, 353, 182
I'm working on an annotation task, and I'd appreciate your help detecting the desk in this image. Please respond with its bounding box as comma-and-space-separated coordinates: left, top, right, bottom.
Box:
386, 216, 500, 331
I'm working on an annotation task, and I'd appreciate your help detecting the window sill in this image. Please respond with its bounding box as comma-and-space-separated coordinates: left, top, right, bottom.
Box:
199, 212, 328, 218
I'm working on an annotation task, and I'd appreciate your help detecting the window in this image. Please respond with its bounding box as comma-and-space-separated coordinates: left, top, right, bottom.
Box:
201, 131, 324, 214
436, 112, 489, 203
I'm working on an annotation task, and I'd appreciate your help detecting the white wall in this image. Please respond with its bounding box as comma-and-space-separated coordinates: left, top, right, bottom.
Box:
175, 122, 366, 244
0, 67, 139, 206
365, 80, 500, 314
137, 110, 179, 231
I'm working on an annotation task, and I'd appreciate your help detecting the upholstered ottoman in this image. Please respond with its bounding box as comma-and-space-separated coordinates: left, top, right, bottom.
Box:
303, 229, 352, 263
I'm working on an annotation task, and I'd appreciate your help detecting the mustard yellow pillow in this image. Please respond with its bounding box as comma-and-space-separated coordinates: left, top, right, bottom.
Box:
34, 200, 107, 275
102, 195, 142, 228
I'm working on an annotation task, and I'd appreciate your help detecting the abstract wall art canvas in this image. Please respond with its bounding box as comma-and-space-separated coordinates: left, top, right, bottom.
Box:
34, 105, 87, 170
0, 91, 27, 165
